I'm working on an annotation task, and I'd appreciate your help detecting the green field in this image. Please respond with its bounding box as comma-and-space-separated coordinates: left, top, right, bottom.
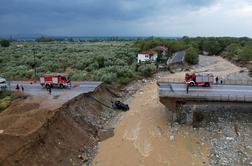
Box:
0, 41, 149, 84
2, 37, 252, 84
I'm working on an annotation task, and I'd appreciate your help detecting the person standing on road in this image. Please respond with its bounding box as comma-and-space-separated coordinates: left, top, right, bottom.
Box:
215, 76, 219, 84
21, 85, 24, 91
16, 84, 20, 90
220, 76, 224, 84
186, 84, 189, 94
48, 87, 52, 95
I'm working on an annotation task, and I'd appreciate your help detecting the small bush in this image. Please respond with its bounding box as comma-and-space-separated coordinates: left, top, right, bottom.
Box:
185, 47, 199, 65
0, 40, 10, 47
69, 70, 88, 80
118, 77, 131, 85
0, 96, 11, 112
138, 63, 156, 77
100, 73, 117, 83
0, 91, 11, 99
238, 45, 252, 61
0, 91, 11, 112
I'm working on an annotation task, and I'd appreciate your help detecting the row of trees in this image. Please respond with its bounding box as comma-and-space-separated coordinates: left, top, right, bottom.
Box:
135, 36, 252, 65
0, 41, 159, 84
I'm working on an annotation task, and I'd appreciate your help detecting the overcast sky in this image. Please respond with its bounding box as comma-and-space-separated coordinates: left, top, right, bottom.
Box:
0, 0, 252, 37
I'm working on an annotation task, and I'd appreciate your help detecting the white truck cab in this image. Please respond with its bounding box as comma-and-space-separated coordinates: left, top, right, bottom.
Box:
0, 77, 8, 89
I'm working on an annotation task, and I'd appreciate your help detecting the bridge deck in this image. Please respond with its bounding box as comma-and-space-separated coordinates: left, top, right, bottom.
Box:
159, 82, 252, 102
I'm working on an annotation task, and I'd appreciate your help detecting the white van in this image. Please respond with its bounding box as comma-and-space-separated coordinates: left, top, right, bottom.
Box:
0, 77, 7, 89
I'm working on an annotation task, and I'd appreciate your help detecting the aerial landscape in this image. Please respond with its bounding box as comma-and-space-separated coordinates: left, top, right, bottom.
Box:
0, 0, 252, 166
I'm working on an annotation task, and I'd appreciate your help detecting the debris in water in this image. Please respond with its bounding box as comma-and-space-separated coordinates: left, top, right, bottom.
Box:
234, 123, 240, 136
226, 137, 234, 141
169, 135, 174, 141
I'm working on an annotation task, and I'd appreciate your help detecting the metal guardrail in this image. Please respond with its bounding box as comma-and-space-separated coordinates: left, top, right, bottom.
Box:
158, 79, 252, 86
159, 90, 252, 102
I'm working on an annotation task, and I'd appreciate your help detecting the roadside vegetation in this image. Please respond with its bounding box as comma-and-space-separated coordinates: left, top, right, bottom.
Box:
0, 91, 11, 112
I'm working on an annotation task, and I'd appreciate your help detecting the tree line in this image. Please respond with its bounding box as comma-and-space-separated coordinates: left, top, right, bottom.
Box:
134, 36, 252, 64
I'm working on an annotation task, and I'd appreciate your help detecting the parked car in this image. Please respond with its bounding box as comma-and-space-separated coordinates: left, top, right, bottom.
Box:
0, 77, 7, 89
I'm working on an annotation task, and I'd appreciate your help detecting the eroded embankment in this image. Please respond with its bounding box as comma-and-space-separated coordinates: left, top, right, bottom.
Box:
0, 84, 118, 166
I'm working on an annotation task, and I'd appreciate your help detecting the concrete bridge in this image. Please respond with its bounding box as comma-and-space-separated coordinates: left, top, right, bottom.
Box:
158, 82, 252, 122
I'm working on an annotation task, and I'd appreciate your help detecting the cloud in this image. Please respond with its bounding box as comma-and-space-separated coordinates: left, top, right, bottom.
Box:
0, 0, 251, 37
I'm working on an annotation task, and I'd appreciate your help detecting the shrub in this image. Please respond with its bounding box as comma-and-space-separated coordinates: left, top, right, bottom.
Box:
0, 91, 11, 112
100, 72, 117, 83
95, 55, 105, 68
138, 63, 156, 77
0, 96, 11, 112
69, 70, 88, 80
225, 43, 241, 55
118, 77, 131, 85
238, 45, 252, 61
0, 40, 10, 47
0, 91, 11, 99
185, 47, 199, 65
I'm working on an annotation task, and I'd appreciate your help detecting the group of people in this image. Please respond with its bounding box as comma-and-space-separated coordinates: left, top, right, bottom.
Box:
16, 83, 52, 95
16, 84, 24, 91
215, 76, 225, 84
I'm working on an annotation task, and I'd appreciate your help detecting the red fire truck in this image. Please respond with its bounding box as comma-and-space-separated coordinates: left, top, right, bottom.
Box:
40, 73, 71, 89
185, 72, 214, 87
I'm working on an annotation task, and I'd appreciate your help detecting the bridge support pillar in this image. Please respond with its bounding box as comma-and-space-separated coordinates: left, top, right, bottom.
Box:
161, 98, 194, 124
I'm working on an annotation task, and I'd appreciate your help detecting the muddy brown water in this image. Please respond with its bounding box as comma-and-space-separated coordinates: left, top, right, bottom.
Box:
93, 81, 209, 166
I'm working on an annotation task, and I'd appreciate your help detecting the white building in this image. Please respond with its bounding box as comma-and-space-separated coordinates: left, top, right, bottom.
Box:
137, 50, 158, 63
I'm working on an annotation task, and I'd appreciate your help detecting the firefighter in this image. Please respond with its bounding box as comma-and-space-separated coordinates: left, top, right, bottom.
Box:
220, 76, 224, 84
48, 87, 52, 95
21, 85, 24, 91
186, 84, 189, 94
215, 76, 219, 84
16, 84, 20, 90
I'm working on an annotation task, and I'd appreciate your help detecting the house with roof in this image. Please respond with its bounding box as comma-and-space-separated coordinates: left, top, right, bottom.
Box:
154, 46, 168, 55
137, 50, 158, 63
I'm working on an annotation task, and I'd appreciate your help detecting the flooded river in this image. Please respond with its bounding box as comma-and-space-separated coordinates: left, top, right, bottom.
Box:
93, 80, 209, 166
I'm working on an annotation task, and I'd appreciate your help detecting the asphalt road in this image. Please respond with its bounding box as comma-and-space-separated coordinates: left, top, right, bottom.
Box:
9, 81, 103, 93
159, 82, 252, 96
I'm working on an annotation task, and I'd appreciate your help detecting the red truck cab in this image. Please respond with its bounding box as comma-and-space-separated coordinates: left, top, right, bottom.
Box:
185, 72, 214, 87
40, 73, 71, 89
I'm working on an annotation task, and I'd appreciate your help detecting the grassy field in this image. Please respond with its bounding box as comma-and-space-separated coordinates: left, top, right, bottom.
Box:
0, 41, 150, 84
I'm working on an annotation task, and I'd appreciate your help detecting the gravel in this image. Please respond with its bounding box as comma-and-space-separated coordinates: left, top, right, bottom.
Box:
191, 106, 252, 166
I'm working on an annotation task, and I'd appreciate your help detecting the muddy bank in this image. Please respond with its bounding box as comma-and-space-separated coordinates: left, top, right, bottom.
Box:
0, 84, 119, 166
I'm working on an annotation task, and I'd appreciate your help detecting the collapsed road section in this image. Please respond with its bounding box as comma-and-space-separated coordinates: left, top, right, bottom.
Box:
0, 83, 122, 166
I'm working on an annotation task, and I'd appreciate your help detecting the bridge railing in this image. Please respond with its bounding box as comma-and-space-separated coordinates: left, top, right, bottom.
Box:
159, 90, 252, 102
158, 78, 252, 85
